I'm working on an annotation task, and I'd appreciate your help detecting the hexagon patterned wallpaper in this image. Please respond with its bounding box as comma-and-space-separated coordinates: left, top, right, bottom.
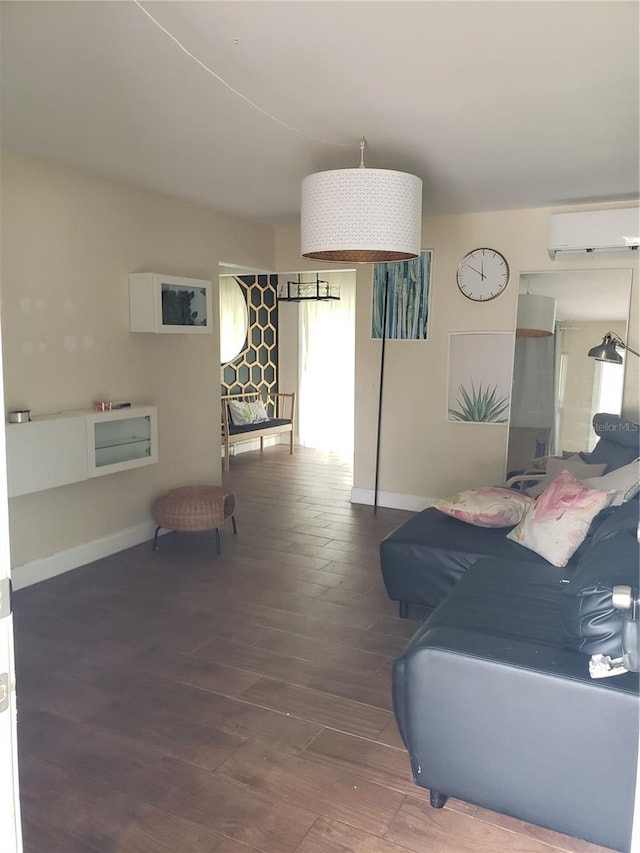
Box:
221, 274, 278, 397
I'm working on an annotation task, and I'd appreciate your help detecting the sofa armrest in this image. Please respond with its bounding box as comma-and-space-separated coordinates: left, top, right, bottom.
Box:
394, 626, 637, 852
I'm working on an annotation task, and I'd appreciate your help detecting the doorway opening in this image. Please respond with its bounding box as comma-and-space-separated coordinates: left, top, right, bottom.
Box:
280, 270, 356, 464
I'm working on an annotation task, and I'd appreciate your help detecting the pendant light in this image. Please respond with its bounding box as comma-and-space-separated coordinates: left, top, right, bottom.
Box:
516, 294, 557, 337
301, 139, 423, 262
277, 274, 340, 302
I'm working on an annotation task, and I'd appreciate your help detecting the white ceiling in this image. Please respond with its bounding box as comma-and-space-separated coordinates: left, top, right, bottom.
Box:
1, 1, 638, 225
519, 269, 632, 322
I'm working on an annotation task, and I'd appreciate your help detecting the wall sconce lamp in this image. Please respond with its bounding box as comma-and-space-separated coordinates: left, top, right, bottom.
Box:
587, 332, 640, 364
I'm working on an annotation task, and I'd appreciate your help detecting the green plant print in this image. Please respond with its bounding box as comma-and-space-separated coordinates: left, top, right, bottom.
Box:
448, 381, 510, 423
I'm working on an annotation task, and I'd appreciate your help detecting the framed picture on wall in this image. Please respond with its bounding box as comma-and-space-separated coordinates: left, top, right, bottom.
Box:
447, 331, 515, 423
371, 250, 432, 340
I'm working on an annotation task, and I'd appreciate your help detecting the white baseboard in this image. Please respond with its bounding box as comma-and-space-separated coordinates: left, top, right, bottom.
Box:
12, 486, 426, 590
221, 436, 281, 459
11, 520, 162, 591
350, 488, 437, 512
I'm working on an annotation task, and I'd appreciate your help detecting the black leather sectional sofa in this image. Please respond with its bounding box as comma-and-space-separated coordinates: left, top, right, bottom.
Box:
380, 416, 640, 852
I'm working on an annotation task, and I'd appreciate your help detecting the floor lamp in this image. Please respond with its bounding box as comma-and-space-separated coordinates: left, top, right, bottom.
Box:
299, 140, 423, 515
373, 269, 389, 514
587, 332, 640, 363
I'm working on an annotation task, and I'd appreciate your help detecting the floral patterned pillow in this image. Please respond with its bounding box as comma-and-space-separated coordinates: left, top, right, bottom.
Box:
228, 399, 269, 426
507, 470, 616, 567
434, 487, 534, 528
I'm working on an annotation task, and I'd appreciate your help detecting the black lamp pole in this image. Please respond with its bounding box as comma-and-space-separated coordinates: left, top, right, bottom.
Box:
374, 269, 389, 515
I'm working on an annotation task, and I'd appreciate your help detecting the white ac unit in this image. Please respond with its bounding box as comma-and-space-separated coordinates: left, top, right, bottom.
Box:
548, 207, 640, 259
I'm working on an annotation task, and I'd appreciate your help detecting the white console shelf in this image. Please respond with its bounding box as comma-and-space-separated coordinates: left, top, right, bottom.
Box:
6, 405, 158, 498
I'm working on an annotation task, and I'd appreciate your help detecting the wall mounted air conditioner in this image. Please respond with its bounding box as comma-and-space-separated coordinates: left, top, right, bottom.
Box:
548, 207, 640, 259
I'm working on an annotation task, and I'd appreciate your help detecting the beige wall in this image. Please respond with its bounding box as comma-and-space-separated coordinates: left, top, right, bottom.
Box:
1, 151, 274, 571
275, 203, 639, 506
4, 152, 637, 567
275, 297, 300, 444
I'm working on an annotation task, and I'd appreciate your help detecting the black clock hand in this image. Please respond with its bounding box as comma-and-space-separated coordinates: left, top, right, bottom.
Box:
467, 265, 485, 278
481, 256, 485, 280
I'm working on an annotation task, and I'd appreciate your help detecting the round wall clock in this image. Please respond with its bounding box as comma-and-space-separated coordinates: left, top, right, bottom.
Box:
456, 248, 510, 302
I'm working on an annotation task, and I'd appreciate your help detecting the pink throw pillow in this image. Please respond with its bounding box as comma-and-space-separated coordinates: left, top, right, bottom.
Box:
507, 470, 615, 567
434, 487, 534, 528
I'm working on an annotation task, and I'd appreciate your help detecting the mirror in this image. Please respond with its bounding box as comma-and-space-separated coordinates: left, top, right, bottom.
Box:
219, 276, 249, 364
507, 268, 632, 475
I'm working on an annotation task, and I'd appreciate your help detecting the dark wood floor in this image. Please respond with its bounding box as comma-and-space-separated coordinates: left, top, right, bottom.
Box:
13, 447, 613, 852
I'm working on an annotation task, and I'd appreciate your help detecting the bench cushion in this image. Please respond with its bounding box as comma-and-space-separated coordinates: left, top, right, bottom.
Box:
228, 418, 292, 436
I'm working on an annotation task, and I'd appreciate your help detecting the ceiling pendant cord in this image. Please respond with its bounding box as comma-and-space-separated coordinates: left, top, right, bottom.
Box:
133, 0, 356, 149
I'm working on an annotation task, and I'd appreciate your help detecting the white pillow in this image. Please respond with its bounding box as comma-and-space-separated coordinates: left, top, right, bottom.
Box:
581, 458, 640, 506
247, 400, 269, 423
228, 399, 269, 426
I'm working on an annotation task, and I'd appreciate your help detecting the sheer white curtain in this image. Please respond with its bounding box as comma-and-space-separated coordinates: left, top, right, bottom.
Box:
589, 356, 624, 450
298, 271, 355, 459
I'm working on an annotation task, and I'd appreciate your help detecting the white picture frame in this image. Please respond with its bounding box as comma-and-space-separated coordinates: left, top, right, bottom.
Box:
447, 331, 515, 424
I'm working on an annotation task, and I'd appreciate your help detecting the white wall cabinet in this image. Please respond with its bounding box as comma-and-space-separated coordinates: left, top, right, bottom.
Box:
6, 406, 158, 497
129, 273, 212, 333
87, 407, 158, 477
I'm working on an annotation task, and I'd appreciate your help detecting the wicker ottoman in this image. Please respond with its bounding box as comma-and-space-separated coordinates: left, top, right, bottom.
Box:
151, 485, 236, 553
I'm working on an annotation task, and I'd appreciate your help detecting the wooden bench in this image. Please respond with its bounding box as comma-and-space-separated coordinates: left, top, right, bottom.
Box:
221, 392, 295, 471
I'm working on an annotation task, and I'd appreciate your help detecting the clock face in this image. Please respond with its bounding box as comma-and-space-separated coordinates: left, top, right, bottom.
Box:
456, 248, 510, 302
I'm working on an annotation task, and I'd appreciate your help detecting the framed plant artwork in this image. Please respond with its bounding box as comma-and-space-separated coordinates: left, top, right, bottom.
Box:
371, 250, 432, 340
447, 332, 515, 423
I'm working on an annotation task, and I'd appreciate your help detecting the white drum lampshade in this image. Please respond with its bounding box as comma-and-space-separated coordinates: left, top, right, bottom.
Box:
516, 294, 557, 337
301, 168, 423, 262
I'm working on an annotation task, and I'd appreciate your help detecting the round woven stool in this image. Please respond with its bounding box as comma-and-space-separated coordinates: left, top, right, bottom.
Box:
151, 485, 237, 553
